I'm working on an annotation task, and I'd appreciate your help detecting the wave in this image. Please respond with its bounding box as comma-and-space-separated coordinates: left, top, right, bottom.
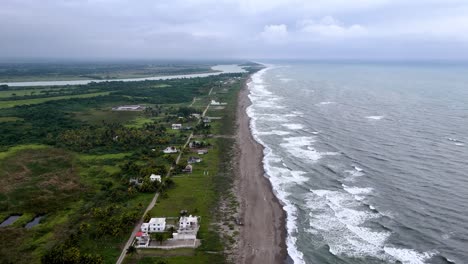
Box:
307, 188, 435, 263
282, 123, 304, 130
317, 101, 336, 105
366, 115, 384, 120
280, 136, 323, 162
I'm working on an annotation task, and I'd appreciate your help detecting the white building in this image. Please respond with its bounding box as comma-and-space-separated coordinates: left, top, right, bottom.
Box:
172, 124, 182, 130
163, 146, 178, 154
210, 100, 227, 106
141, 218, 166, 233
113, 105, 145, 111
179, 215, 198, 230
150, 174, 161, 182
197, 149, 208, 155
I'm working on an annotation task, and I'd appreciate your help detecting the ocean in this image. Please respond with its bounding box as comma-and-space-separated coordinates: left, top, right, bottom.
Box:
247, 62, 468, 264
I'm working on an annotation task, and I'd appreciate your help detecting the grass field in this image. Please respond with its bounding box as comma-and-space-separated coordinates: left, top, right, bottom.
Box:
0, 88, 61, 98
0, 92, 110, 109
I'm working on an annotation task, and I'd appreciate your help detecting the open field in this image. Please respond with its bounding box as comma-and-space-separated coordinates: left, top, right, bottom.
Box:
0, 92, 110, 109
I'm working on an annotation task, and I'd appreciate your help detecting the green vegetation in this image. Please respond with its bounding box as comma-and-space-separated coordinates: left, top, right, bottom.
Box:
0, 62, 217, 82
0, 62, 256, 264
0, 92, 110, 109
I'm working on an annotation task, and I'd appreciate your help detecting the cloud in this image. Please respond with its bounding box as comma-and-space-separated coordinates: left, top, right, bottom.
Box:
0, 0, 468, 59
297, 16, 367, 39
260, 24, 289, 43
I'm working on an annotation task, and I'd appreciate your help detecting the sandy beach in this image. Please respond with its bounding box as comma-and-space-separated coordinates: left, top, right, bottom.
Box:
235, 76, 288, 264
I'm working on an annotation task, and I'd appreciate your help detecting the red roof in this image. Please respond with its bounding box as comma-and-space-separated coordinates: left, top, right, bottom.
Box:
136, 231, 143, 237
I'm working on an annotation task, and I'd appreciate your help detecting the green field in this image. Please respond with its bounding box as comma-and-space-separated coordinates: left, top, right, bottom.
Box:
0, 92, 110, 109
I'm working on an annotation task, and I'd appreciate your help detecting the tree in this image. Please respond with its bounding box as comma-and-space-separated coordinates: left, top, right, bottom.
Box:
151, 233, 166, 245
126, 246, 137, 255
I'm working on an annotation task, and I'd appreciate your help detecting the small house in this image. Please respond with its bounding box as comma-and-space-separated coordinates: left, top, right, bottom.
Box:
163, 146, 178, 154
183, 165, 193, 173
135, 231, 150, 247
179, 215, 198, 230
188, 156, 202, 164
197, 149, 208, 155
113, 105, 145, 111
172, 124, 182, 130
150, 174, 161, 182
129, 178, 143, 186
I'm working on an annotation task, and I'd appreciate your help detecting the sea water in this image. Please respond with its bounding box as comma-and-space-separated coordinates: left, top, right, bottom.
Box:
247, 62, 468, 264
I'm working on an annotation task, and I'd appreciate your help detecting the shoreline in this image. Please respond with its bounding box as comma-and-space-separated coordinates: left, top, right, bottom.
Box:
234, 73, 288, 263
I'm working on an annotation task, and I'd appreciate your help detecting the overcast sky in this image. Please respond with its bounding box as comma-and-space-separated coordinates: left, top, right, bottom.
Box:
1, 0, 468, 60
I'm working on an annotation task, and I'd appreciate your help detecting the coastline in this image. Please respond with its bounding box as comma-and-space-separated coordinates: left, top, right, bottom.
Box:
234, 73, 288, 263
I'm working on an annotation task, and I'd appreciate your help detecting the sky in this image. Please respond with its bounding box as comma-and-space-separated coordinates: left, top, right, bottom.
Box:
1, 0, 468, 60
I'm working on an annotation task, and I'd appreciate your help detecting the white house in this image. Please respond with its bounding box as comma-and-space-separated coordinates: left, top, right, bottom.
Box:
191, 113, 201, 119
113, 105, 145, 111
141, 218, 166, 233
188, 156, 202, 164
150, 174, 161, 182
163, 146, 178, 154
183, 164, 193, 173
197, 149, 208, 155
210, 100, 227, 106
172, 124, 182, 130
179, 215, 198, 230
141, 223, 150, 232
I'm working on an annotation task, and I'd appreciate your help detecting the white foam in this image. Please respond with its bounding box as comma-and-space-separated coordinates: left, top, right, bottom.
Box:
308, 189, 391, 259
366, 115, 384, 120
344, 167, 365, 179
308, 188, 435, 263
317, 101, 336, 105
343, 185, 373, 195
383, 247, 436, 264
354, 166, 363, 172
280, 136, 323, 162
257, 130, 292, 136
282, 123, 304, 130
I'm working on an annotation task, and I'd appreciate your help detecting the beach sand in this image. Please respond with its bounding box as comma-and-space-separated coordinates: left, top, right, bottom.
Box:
235, 77, 288, 264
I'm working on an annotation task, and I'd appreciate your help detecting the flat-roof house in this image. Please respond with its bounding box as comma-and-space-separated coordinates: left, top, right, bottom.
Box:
172, 124, 182, 130
210, 100, 227, 106
163, 146, 178, 154
113, 105, 145, 111
179, 215, 198, 230
141, 218, 166, 233
150, 174, 161, 182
